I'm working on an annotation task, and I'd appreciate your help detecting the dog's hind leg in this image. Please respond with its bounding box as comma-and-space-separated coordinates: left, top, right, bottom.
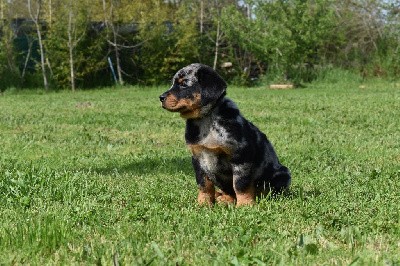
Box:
233, 174, 256, 206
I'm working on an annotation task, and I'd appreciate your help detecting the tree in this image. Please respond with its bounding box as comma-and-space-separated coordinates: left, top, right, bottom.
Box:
0, 0, 20, 90
28, 0, 49, 90
222, 0, 341, 84
1, 0, 399, 89
160, 1, 202, 77
211, 2, 224, 70
45, 0, 106, 89
102, 0, 124, 86
67, 3, 79, 91
130, 1, 172, 83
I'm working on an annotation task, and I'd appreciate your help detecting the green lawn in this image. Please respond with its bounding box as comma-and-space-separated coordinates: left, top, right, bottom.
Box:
0, 81, 399, 265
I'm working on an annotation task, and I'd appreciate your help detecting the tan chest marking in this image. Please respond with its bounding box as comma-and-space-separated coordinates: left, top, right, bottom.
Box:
188, 144, 232, 159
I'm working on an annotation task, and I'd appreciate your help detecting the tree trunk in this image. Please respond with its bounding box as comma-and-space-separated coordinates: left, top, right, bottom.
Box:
68, 9, 75, 91
48, 0, 52, 27
28, 0, 49, 90
111, 24, 124, 85
213, 21, 220, 70
104, 0, 124, 86
200, 0, 204, 34
0, 0, 4, 21
21, 38, 33, 81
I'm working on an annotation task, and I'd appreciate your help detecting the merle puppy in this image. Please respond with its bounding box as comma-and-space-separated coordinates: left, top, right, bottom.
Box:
159, 63, 291, 206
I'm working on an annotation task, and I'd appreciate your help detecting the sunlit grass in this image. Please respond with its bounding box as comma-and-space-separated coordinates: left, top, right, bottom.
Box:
0, 81, 399, 264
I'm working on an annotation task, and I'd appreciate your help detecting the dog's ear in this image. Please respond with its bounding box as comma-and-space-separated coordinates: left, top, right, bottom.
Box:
196, 65, 227, 106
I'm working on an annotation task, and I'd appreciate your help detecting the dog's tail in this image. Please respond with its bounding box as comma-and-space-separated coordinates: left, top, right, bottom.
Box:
256, 165, 291, 194
269, 165, 291, 192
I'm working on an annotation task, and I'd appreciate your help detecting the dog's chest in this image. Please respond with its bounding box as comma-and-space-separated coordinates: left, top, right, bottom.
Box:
186, 119, 232, 176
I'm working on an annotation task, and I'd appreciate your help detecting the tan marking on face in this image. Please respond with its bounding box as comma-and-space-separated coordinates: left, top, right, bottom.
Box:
197, 175, 215, 206
188, 144, 232, 158
179, 93, 201, 119
163, 94, 179, 110
163, 93, 202, 119
235, 185, 256, 206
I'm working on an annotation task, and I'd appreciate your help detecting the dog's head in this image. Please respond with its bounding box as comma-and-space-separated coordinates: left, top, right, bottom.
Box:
159, 63, 227, 119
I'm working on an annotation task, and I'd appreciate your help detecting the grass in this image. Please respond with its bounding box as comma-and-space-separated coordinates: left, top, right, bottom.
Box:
0, 80, 399, 265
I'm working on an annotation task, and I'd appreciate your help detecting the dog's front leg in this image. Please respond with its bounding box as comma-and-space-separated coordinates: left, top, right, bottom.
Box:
197, 176, 215, 206
192, 157, 215, 205
233, 164, 255, 206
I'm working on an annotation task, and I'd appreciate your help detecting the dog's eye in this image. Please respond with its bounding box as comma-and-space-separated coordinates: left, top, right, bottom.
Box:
179, 80, 189, 88
175, 78, 185, 86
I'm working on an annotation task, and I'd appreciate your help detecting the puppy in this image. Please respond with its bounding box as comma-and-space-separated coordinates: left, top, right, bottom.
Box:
159, 63, 291, 206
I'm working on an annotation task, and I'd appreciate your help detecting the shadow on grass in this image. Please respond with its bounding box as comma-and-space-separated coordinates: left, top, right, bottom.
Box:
284, 186, 322, 201
257, 186, 322, 203
89, 156, 194, 177
89, 158, 321, 202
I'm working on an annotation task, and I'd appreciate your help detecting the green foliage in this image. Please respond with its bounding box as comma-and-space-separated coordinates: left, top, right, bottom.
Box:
0, 82, 399, 264
132, 2, 170, 84
44, 19, 70, 88
313, 66, 363, 85
161, 3, 201, 80
0, 22, 20, 90
133, 2, 201, 84
45, 1, 106, 89
0, 0, 399, 89
223, 0, 342, 85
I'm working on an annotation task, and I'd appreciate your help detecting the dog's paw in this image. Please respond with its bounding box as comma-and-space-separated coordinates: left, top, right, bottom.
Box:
216, 193, 235, 205
197, 192, 215, 206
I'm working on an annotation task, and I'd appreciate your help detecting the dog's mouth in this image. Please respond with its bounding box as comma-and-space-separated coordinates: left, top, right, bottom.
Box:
160, 93, 202, 119
161, 101, 184, 112
162, 101, 200, 119
160, 93, 177, 110
179, 108, 193, 115
161, 96, 193, 111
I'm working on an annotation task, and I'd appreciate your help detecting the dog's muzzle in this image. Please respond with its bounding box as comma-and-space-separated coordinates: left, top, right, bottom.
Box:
159, 93, 169, 109
159, 94, 167, 103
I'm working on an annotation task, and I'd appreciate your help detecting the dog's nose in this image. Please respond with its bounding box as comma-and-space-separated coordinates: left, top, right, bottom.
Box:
159, 94, 166, 102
